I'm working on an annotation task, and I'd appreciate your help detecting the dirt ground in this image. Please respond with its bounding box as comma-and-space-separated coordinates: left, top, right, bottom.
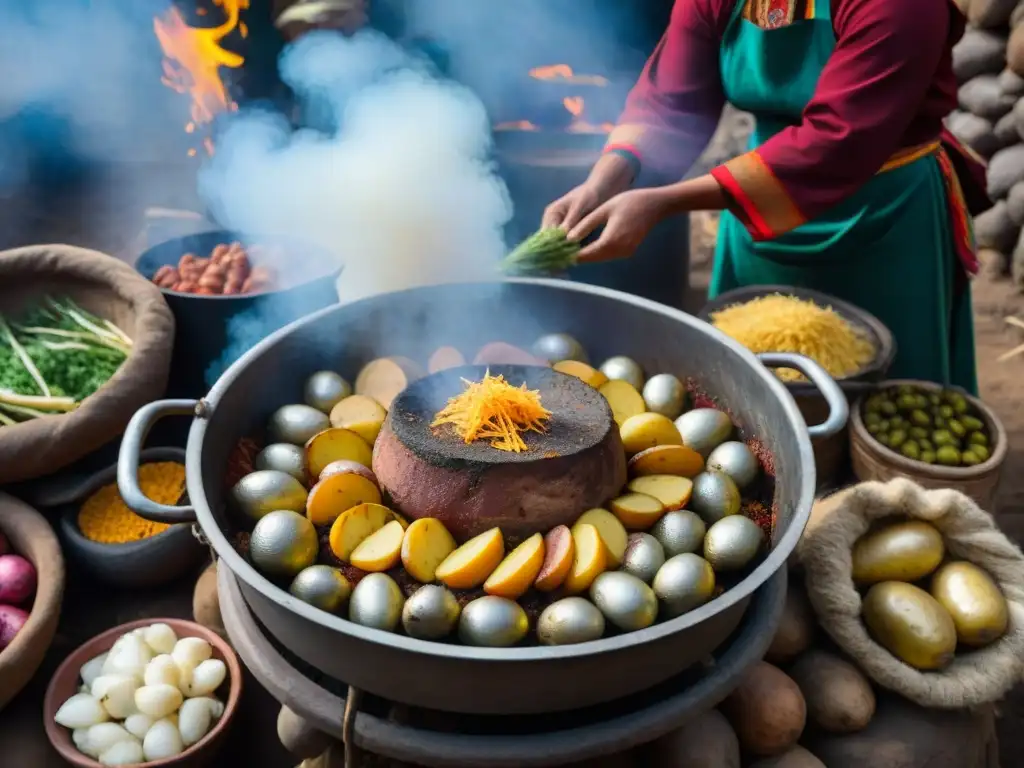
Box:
690, 212, 1024, 765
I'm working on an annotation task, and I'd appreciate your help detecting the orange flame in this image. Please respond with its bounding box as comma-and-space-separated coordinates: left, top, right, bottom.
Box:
529, 64, 608, 87
494, 64, 613, 134
154, 0, 250, 156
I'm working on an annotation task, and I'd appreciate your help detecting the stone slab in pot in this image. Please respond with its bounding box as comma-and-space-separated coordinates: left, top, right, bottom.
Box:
0, 245, 174, 484
0, 492, 65, 711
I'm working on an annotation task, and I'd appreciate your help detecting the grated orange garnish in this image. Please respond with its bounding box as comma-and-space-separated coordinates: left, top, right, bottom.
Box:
431, 371, 552, 452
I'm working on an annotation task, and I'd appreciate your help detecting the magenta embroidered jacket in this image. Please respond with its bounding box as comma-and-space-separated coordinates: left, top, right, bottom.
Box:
605, 0, 986, 241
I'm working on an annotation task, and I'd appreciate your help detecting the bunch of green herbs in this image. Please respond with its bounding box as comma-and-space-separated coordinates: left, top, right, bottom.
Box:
0, 297, 133, 426
499, 227, 580, 275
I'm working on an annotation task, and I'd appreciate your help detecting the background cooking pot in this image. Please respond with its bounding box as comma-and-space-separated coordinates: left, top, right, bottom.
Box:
117, 279, 847, 715
134, 230, 342, 402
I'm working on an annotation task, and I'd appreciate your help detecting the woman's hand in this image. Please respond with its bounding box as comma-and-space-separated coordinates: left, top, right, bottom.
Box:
541, 183, 604, 232
567, 188, 672, 263
541, 152, 638, 231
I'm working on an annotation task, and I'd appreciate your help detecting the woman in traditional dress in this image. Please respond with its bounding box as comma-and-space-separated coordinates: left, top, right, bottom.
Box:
544, 0, 988, 393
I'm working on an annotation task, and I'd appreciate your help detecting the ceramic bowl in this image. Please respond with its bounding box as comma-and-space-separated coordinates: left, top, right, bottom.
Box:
0, 493, 65, 711
53, 448, 206, 589
43, 618, 242, 768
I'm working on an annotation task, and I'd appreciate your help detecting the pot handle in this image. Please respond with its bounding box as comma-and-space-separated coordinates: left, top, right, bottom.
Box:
756, 353, 849, 440
118, 399, 200, 524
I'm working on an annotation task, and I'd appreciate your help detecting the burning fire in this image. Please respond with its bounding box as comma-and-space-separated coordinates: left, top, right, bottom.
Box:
495, 64, 614, 134
154, 0, 250, 156
528, 64, 608, 87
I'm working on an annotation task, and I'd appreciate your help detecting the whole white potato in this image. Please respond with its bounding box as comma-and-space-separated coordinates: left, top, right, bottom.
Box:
142, 623, 178, 655
85, 723, 137, 757
178, 697, 214, 746
172, 637, 212, 670
91, 674, 139, 719
80, 653, 108, 689
192, 696, 225, 720
55, 693, 109, 729
134, 684, 183, 719
98, 739, 144, 766
123, 713, 154, 740
143, 718, 184, 761
144, 655, 181, 688
72, 728, 93, 756
103, 634, 153, 680
187, 659, 227, 697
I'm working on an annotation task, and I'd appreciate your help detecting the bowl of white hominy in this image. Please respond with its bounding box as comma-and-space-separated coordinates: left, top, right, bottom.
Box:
44, 619, 241, 767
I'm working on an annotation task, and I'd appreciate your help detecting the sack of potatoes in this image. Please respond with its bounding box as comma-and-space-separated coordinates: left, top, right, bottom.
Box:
797, 478, 1024, 709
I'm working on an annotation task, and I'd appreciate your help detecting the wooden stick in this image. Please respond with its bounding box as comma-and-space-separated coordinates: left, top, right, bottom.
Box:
997, 341, 1024, 362
1004, 316, 1024, 331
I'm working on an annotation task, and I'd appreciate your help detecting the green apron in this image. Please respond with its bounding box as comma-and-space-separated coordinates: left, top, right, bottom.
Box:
709, 0, 978, 394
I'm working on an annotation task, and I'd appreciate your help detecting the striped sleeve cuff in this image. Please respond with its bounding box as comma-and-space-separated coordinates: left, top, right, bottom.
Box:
604, 147, 642, 179
711, 150, 806, 240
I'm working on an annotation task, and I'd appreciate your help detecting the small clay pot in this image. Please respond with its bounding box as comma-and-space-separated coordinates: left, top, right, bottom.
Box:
43, 618, 242, 768
0, 493, 64, 710
52, 447, 206, 589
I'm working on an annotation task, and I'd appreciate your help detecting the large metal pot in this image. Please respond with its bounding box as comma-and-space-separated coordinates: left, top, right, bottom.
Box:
117, 279, 847, 715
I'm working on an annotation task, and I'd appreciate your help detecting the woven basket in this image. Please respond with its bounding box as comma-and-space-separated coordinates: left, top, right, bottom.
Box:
0, 245, 174, 483
849, 380, 1007, 511
0, 493, 64, 711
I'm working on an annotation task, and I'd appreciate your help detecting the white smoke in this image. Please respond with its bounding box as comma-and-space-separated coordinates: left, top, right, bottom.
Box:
200, 30, 513, 304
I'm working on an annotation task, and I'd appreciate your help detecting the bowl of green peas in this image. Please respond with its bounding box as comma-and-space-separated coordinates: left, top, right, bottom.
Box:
849, 380, 1007, 510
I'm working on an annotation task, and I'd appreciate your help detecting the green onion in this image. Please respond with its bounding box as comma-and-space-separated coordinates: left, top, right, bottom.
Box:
0, 316, 50, 396
0, 297, 133, 426
500, 228, 580, 275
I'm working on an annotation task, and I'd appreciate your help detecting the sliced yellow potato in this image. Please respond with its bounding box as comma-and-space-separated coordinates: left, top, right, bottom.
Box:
553, 360, 609, 389
564, 523, 608, 595
620, 412, 683, 456
428, 346, 466, 373
401, 518, 458, 583
484, 533, 546, 599
609, 492, 666, 530
328, 503, 396, 562
350, 520, 405, 572
306, 471, 382, 526
573, 508, 628, 567
626, 475, 694, 511
329, 395, 388, 445
599, 380, 646, 426
534, 525, 574, 592
628, 444, 705, 479
435, 528, 505, 590
354, 356, 423, 410
305, 427, 373, 478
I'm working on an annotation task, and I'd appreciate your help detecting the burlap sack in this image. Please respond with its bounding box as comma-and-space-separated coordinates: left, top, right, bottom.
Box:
0, 245, 174, 483
797, 478, 1024, 709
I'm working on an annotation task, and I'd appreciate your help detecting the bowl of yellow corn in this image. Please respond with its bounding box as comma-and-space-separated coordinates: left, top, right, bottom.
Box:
52, 447, 206, 589
699, 285, 895, 394
699, 286, 896, 489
